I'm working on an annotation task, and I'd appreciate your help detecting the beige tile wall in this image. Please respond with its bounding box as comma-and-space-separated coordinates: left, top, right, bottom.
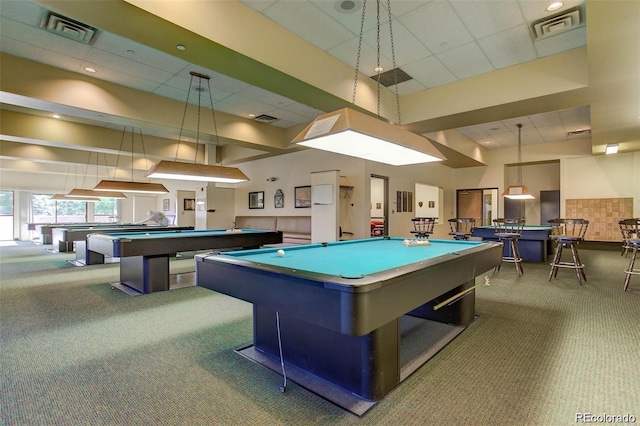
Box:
565, 198, 634, 241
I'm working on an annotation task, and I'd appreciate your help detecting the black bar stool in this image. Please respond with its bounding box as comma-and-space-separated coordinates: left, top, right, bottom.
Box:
411, 217, 436, 239
618, 218, 640, 257
548, 218, 589, 285
493, 218, 526, 276
623, 238, 640, 291
448, 218, 476, 240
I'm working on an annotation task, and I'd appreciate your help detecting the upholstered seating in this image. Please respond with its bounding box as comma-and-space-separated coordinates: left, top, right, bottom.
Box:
548, 218, 589, 285
493, 218, 526, 276
411, 217, 437, 239
448, 218, 476, 240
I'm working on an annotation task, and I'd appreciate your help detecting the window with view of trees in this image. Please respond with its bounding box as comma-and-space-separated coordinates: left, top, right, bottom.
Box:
0, 191, 14, 240
32, 194, 87, 223
94, 198, 118, 223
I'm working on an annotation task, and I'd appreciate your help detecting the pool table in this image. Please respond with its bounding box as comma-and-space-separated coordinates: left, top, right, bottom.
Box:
30, 222, 136, 245
88, 228, 283, 295
471, 225, 559, 262
196, 237, 501, 414
52, 224, 186, 252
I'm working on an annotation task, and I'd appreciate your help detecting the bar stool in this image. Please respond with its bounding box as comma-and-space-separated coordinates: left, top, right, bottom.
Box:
623, 238, 640, 291
448, 218, 476, 240
548, 218, 589, 285
411, 217, 436, 239
618, 218, 640, 257
493, 218, 526, 276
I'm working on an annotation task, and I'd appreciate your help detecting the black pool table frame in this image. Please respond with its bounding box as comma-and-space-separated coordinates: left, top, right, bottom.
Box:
195, 240, 502, 415
88, 230, 283, 295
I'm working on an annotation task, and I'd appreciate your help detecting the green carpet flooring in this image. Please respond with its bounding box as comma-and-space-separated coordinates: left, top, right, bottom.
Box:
1, 241, 638, 425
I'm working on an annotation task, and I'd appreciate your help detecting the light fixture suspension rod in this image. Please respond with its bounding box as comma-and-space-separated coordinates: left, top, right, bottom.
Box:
517, 123, 523, 185
386, 0, 401, 125
351, 0, 367, 104
376, 0, 381, 117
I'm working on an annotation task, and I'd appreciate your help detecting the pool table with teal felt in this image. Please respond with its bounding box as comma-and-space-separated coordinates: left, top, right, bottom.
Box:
88, 228, 282, 295
472, 225, 559, 262
196, 237, 501, 414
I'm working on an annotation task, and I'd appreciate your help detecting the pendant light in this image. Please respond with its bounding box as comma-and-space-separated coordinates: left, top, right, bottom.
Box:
503, 123, 535, 200
291, 0, 445, 166
146, 71, 249, 183
67, 152, 127, 200
94, 126, 169, 194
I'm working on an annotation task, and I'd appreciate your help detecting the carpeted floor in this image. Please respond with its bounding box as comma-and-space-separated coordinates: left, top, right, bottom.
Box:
1, 241, 638, 425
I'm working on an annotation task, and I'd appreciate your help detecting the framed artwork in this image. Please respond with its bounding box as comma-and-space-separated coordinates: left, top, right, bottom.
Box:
274, 189, 284, 208
249, 191, 264, 209
183, 198, 195, 211
294, 186, 311, 208
162, 199, 170, 211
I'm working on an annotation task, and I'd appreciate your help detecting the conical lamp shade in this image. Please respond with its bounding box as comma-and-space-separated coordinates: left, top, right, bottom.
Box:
146, 160, 249, 183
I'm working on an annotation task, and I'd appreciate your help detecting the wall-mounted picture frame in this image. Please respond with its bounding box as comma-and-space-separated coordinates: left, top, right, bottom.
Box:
294, 186, 311, 208
274, 189, 284, 208
183, 198, 195, 211
162, 199, 170, 211
249, 191, 264, 209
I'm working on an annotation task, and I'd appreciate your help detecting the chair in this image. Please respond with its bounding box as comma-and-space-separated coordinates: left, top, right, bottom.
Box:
623, 238, 640, 291
548, 218, 589, 285
448, 218, 476, 240
493, 218, 526, 276
411, 217, 436, 239
618, 218, 640, 257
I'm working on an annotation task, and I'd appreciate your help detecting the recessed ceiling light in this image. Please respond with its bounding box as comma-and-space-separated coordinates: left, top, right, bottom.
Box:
249, 114, 256, 118
127, 49, 135, 55
176, 44, 186, 51
51, 113, 61, 119
84, 67, 96, 73
546, 2, 563, 12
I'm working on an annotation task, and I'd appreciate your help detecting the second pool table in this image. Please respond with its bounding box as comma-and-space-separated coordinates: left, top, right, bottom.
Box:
88, 228, 283, 295
471, 224, 559, 262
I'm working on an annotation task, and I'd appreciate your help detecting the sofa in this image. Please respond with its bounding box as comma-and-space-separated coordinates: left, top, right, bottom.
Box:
234, 216, 311, 246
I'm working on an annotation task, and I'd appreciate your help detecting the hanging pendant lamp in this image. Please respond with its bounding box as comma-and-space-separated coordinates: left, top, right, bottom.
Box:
503, 123, 535, 200
146, 71, 249, 183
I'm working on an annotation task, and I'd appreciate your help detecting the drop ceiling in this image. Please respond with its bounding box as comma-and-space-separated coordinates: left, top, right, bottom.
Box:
0, 0, 639, 170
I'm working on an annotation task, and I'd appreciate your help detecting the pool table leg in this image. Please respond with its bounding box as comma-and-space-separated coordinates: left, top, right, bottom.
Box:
253, 306, 401, 401
120, 255, 170, 294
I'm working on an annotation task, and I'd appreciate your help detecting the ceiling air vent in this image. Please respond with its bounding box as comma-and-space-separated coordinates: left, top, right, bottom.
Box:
529, 5, 584, 41
567, 129, 591, 137
253, 114, 279, 124
370, 68, 413, 87
39, 11, 99, 44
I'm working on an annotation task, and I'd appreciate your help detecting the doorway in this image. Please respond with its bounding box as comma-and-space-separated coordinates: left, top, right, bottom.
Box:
456, 188, 498, 226
370, 175, 388, 237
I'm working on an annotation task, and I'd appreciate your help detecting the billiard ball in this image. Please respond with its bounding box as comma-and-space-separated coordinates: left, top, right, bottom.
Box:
277, 249, 285, 257
145, 233, 150, 236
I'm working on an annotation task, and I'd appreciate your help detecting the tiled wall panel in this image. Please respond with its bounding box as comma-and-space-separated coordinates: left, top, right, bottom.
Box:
565, 198, 634, 241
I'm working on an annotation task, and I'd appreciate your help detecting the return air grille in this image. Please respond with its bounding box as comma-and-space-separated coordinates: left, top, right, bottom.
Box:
253, 114, 279, 123
529, 6, 584, 41
40, 11, 99, 44
370, 68, 413, 87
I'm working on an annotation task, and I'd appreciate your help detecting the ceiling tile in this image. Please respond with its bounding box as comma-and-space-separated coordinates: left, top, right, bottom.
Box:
479, 24, 538, 70
261, 0, 355, 51
400, 1, 473, 54
437, 43, 494, 80
84, 49, 174, 83
402, 55, 456, 88
452, 0, 523, 39
533, 26, 586, 57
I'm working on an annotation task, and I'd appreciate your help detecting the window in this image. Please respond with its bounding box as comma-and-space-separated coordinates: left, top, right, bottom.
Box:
94, 198, 118, 223
32, 194, 87, 223
0, 191, 14, 240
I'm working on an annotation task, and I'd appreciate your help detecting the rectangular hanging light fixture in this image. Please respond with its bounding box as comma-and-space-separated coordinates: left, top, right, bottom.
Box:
94, 180, 169, 194
291, 108, 445, 166
67, 188, 127, 199
51, 193, 101, 202
146, 160, 249, 183
502, 185, 535, 200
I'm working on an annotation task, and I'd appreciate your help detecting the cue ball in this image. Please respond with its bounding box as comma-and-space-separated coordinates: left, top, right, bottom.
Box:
145, 233, 150, 236
277, 249, 285, 257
